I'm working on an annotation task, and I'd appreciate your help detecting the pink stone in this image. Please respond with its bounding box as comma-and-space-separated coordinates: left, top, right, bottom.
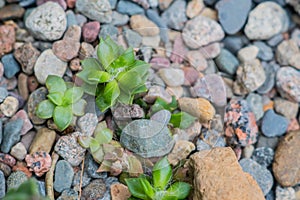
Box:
0, 153, 16, 167
82, 21, 101, 43
11, 110, 33, 135
25, 151, 52, 177
182, 66, 199, 86
170, 35, 188, 64
36, 0, 67, 10
66, 0, 76, 8
287, 118, 300, 132
150, 57, 170, 70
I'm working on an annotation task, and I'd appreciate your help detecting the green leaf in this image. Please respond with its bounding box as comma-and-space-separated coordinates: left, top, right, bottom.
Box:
46, 75, 66, 93
53, 105, 73, 131
63, 87, 84, 105
36, 100, 55, 119
77, 58, 102, 85
81, 82, 98, 96
94, 128, 113, 145
166, 182, 191, 199
140, 178, 155, 199
152, 157, 172, 190
72, 99, 87, 116
170, 112, 196, 129
132, 84, 148, 95
151, 96, 178, 114
118, 89, 133, 105
47, 92, 64, 106
78, 136, 92, 148
87, 70, 112, 83
92, 146, 104, 163
89, 138, 100, 153
125, 178, 150, 200
110, 47, 135, 69
96, 80, 120, 112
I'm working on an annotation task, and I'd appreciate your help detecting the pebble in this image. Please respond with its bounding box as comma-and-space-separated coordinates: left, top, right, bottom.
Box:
223, 35, 248, 54
84, 153, 108, 179
253, 41, 274, 61
99, 24, 118, 41
216, 0, 251, 34
52, 39, 80, 62
239, 158, 273, 195
0, 153, 16, 167
82, 21, 100, 43
146, 9, 168, 43
29, 128, 56, 154
82, 179, 106, 200
36, 0, 67, 9
17, 73, 28, 100
76, 0, 112, 23
0, 162, 11, 177
246, 93, 264, 121
182, 67, 199, 86
25, 151, 51, 177
224, 99, 258, 146
167, 140, 195, 166
291, 28, 300, 46
2, 54, 20, 79
275, 186, 296, 200
54, 160, 74, 193
25, 2, 67, 41
0, 171, 5, 198
57, 189, 79, 200
244, 2, 288, 40
251, 147, 274, 168
11, 110, 32, 135
21, 131, 36, 151
237, 45, 259, 63
1, 118, 23, 153
0, 25, 15, 56
189, 147, 265, 200
273, 130, 300, 187
215, 48, 239, 75
10, 142, 27, 161
54, 132, 86, 166
111, 11, 129, 26
66, 10, 77, 27
257, 62, 276, 94
274, 98, 299, 119
142, 35, 160, 48
161, 0, 187, 30
120, 119, 174, 158
0, 4, 24, 20
287, 0, 300, 15
111, 183, 131, 200
123, 29, 142, 48
77, 113, 98, 137
130, 14, 159, 37
0, 96, 19, 117
186, 0, 204, 18
242, 145, 254, 159
182, 15, 224, 49
257, 135, 279, 150
117, 0, 144, 15
158, 68, 185, 87
276, 39, 300, 67
27, 87, 47, 124
276, 67, 300, 103
261, 109, 288, 137
0, 87, 8, 103
267, 33, 284, 47
186, 51, 208, 72
170, 35, 188, 63
143, 85, 172, 103
72, 170, 91, 189
34, 49, 67, 84
6, 171, 27, 190
150, 57, 170, 70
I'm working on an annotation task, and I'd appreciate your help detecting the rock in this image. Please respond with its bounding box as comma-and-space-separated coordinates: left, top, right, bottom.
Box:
142, 35, 160, 48
82, 21, 100, 43
82, 179, 106, 200
158, 68, 185, 87
36, 0, 67, 10
0, 171, 5, 198
223, 35, 248, 54
25, 2, 67, 41
123, 29, 142, 48
0, 87, 8, 103
112, 104, 144, 129
54, 132, 86, 166
6, 171, 27, 190
267, 33, 284, 47
161, 0, 187, 30
274, 98, 299, 119
29, 128, 56, 154
120, 119, 174, 158
261, 109, 289, 137
251, 147, 274, 168
0, 4, 24, 20
167, 140, 195, 166
182, 67, 199, 85
117, 0, 144, 15
25, 151, 51, 177
146, 9, 168, 43
111, 183, 131, 200
257, 135, 279, 150
287, 0, 300, 15
21, 131, 36, 151
182, 15, 224, 49
130, 15, 159, 37
244, 2, 288, 40
224, 99, 258, 146
12, 162, 32, 178
27, 87, 47, 125
186, 51, 207, 72
276, 39, 299, 67
257, 62, 276, 94
0, 96, 19, 117
0, 162, 11, 177
170, 35, 188, 64
143, 85, 172, 104
84, 153, 107, 179
273, 131, 300, 187
34, 49, 67, 84
17, 73, 29, 100
72, 170, 91, 189
178, 97, 215, 124
215, 49, 239, 75
0, 153, 16, 167
150, 109, 171, 125
253, 41, 274, 61
186, 0, 204, 18
66, 10, 77, 27
246, 93, 264, 121
11, 110, 32, 135
27, 76, 39, 92
2, 54, 20, 79
150, 57, 170, 70
216, 0, 251, 34
57, 189, 79, 200
77, 113, 98, 137
10, 142, 27, 161
52, 39, 80, 62
237, 45, 259, 63
99, 24, 118, 41
76, 0, 112, 23
54, 160, 74, 193
1, 118, 23, 153
188, 147, 265, 200
242, 145, 254, 159
111, 11, 129, 26
0, 25, 15, 56
276, 186, 296, 200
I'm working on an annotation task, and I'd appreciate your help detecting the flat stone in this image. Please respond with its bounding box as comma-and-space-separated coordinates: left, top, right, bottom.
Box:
161, 0, 187, 30
274, 97, 299, 119
158, 68, 185, 87
261, 109, 289, 137
34, 49, 67, 84
76, 0, 112, 23
188, 147, 265, 200
223, 35, 248, 54
82, 179, 106, 200
29, 128, 56, 154
1, 118, 23, 153
251, 147, 274, 168
0, 25, 15, 56
0, 96, 19, 117
54, 160, 74, 193
17, 73, 29, 100
52, 39, 80, 62
117, 0, 144, 15
6, 171, 27, 190
167, 140, 195, 166
25, 2, 67, 41
2, 53, 20, 79
215, 48, 239, 75
273, 130, 300, 187
130, 14, 159, 37
10, 142, 27, 161
27, 87, 47, 125
11, 110, 32, 135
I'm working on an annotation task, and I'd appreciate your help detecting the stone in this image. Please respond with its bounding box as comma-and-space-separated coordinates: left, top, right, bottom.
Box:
239, 158, 273, 195
246, 93, 264, 121
1, 119, 23, 153
182, 67, 199, 86
224, 99, 258, 146
84, 153, 107, 179
150, 57, 170, 70
0, 162, 11, 177
170, 35, 188, 64
273, 131, 300, 187
72, 170, 91, 189
123, 29, 142, 48
276, 40, 299, 67
6, 171, 27, 190
253, 41, 274, 61
0, 25, 15, 56
276, 186, 296, 200
150, 109, 171, 125
242, 145, 254, 159
0, 96, 19, 117
21, 131, 36, 151
54, 132, 86, 166
182, 15, 224, 49
186, 0, 204, 18
57, 189, 79, 200
257, 135, 279, 150
27, 87, 47, 125
244, 2, 288, 40
257, 62, 276, 94
287, 0, 300, 15
66, 10, 77, 27
167, 140, 195, 166
0, 170, 5, 198
111, 183, 131, 200
82, 21, 100, 43
120, 119, 174, 158
17, 73, 29, 100
25, 151, 51, 177
274, 98, 299, 119
215, 49, 239, 75
146, 9, 168, 43
143, 85, 172, 104
10, 142, 27, 161
216, 0, 251, 34
112, 104, 144, 129
25, 2, 67, 41
223, 35, 248, 54
117, 0, 144, 15
188, 147, 265, 200
267, 33, 284, 47
0, 4, 24, 20
161, 0, 187, 30
12, 162, 32, 178
29, 128, 56, 154
99, 24, 118, 41
158, 68, 185, 87
237, 45, 259, 63
82, 179, 106, 200
34, 49, 67, 84
54, 160, 74, 193
2, 54, 20, 79
261, 109, 289, 137
11, 110, 32, 135
77, 113, 98, 137
130, 14, 159, 37
0, 153, 16, 167
36, 0, 67, 10
52, 39, 80, 62
76, 0, 112, 23
186, 51, 207, 72
142, 35, 160, 48
0, 87, 8, 103
251, 147, 274, 168
111, 11, 129, 26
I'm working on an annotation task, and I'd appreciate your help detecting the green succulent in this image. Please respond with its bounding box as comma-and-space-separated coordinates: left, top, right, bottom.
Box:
36, 75, 87, 131
126, 157, 191, 200
77, 37, 150, 112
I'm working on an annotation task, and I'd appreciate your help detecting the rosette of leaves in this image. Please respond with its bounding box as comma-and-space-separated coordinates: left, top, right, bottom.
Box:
36, 75, 87, 131
77, 37, 149, 112
78, 122, 143, 176
125, 157, 191, 200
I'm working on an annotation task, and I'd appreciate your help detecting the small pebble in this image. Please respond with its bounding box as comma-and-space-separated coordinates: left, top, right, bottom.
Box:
261, 109, 288, 137
117, 0, 144, 15
29, 128, 56, 154
10, 142, 27, 161
215, 48, 239, 75
246, 93, 264, 121
57, 189, 79, 200
52, 39, 80, 62
130, 14, 159, 37
158, 68, 185, 87
0, 96, 19, 117
0, 4, 24, 20
82, 21, 100, 43
1, 118, 23, 153
17, 73, 29, 100
27, 87, 47, 125
251, 147, 274, 167
161, 0, 187, 30
111, 11, 129, 26
2, 54, 20, 79
275, 186, 296, 200
0, 87, 8, 103
253, 41, 274, 61
76, 0, 112, 23
274, 97, 299, 119
237, 45, 259, 63
82, 179, 106, 200
54, 160, 74, 193
6, 171, 27, 190
11, 110, 33, 136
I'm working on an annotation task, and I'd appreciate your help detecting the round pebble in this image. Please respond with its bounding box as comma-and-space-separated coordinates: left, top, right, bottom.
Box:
261, 109, 288, 137
117, 0, 144, 15
54, 160, 74, 193
6, 171, 28, 190
76, 0, 112, 23
251, 147, 274, 167
0, 96, 19, 117
215, 49, 239, 75
253, 41, 274, 61
10, 142, 27, 161
158, 68, 185, 87
246, 93, 264, 121
161, 0, 187, 30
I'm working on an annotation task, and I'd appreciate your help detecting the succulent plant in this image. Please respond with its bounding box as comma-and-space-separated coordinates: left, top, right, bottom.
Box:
77, 37, 150, 112
36, 75, 87, 131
